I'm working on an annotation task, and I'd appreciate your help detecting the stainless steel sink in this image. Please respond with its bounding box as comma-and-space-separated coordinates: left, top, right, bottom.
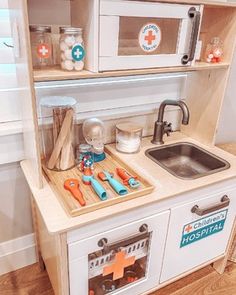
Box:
145, 142, 230, 179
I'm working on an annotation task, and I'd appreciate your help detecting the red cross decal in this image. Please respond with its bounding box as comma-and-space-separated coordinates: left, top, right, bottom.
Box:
185, 224, 193, 233
37, 43, 50, 59
144, 30, 156, 45
103, 251, 135, 280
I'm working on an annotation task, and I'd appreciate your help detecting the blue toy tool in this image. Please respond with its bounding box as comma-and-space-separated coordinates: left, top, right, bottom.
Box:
98, 171, 128, 196
82, 167, 107, 201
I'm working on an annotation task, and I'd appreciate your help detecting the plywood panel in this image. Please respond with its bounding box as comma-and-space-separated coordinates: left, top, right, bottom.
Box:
215, 48, 236, 144
27, 0, 71, 26
200, 6, 236, 63
8, 0, 42, 188
71, 0, 99, 72
181, 69, 229, 145
32, 62, 230, 82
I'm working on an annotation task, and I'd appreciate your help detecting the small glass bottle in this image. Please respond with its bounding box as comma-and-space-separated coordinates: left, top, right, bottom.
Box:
205, 37, 223, 63
29, 25, 53, 68
59, 27, 85, 71
76, 144, 94, 171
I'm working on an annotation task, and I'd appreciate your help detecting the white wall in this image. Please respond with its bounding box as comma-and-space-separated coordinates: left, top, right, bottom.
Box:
0, 4, 36, 275
0, 7, 33, 245
216, 48, 236, 144
0, 163, 32, 243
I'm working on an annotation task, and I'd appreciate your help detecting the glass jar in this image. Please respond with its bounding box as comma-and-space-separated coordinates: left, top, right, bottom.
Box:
76, 144, 94, 171
29, 25, 53, 68
116, 122, 143, 154
40, 96, 77, 171
59, 27, 85, 71
205, 37, 223, 63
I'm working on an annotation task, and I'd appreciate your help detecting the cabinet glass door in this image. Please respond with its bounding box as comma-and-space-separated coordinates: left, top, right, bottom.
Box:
118, 17, 180, 56
88, 230, 151, 294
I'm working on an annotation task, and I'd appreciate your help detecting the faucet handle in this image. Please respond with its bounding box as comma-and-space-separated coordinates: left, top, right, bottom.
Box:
164, 121, 173, 136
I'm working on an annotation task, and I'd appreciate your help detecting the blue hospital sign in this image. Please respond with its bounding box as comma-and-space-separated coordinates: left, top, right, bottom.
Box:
180, 209, 228, 248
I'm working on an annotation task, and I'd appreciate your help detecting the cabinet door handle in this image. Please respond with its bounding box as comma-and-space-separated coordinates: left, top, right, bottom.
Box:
191, 195, 230, 216
97, 224, 149, 253
182, 7, 201, 65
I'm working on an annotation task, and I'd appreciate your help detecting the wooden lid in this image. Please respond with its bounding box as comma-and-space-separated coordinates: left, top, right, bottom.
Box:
116, 122, 143, 133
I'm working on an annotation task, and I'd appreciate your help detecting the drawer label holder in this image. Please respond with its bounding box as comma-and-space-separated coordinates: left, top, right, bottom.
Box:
180, 209, 228, 248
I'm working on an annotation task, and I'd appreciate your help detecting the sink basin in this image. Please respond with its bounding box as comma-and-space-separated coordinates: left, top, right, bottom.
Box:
145, 142, 230, 179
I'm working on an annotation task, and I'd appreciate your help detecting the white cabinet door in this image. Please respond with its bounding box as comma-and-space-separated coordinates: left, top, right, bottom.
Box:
68, 211, 169, 295
99, 0, 201, 71
160, 187, 236, 283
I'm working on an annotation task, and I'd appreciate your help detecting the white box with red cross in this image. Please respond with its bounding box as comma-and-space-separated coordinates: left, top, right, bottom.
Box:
72, 0, 202, 72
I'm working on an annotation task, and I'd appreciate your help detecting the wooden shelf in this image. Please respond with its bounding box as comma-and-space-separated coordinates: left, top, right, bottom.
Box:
150, 0, 236, 8
33, 62, 230, 83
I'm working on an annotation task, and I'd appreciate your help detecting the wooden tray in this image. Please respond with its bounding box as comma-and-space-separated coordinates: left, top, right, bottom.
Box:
43, 149, 155, 217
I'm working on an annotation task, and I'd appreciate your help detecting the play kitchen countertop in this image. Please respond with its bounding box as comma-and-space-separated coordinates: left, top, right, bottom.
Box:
21, 132, 236, 234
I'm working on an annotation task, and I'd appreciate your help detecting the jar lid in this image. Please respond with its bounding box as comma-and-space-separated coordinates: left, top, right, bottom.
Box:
79, 144, 92, 153
40, 96, 77, 108
29, 25, 51, 33
116, 122, 143, 133
60, 27, 83, 34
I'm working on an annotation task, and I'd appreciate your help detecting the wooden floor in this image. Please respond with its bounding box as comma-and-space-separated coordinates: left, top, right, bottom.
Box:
0, 263, 236, 295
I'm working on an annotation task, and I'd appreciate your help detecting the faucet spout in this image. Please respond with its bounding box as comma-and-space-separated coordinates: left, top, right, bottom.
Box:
157, 99, 189, 125
152, 99, 190, 145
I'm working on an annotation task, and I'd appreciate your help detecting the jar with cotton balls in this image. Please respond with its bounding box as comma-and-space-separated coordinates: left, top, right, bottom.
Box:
116, 122, 143, 154
59, 27, 85, 71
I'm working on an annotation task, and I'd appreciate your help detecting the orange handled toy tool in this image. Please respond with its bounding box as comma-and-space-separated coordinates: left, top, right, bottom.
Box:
116, 168, 140, 188
64, 179, 86, 206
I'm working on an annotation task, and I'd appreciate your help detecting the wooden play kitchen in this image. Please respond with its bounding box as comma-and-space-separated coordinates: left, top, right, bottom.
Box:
8, 0, 236, 294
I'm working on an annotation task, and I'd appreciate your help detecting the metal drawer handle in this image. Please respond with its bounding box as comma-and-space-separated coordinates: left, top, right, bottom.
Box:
191, 195, 230, 216
182, 7, 201, 65
97, 224, 149, 252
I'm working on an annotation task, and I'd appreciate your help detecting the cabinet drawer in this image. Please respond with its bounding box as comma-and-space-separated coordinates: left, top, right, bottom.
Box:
160, 188, 236, 283
68, 211, 169, 295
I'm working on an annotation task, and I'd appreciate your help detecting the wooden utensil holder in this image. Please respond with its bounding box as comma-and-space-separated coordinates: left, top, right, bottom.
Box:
40, 96, 76, 171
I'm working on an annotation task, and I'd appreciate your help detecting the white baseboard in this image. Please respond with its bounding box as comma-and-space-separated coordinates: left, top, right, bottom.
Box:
0, 233, 37, 276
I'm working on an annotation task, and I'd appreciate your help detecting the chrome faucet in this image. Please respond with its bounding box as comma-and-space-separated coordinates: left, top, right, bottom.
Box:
152, 99, 190, 145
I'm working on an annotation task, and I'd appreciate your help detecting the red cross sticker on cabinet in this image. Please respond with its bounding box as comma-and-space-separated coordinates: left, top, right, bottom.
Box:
103, 251, 136, 280
144, 30, 156, 45
184, 224, 193, 233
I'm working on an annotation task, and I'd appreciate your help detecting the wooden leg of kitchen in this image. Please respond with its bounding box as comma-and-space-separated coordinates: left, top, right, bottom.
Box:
213, 218, 236, 274
31, 196, 45, 271
36, 206, 69, 295
57, 233, 70, 295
